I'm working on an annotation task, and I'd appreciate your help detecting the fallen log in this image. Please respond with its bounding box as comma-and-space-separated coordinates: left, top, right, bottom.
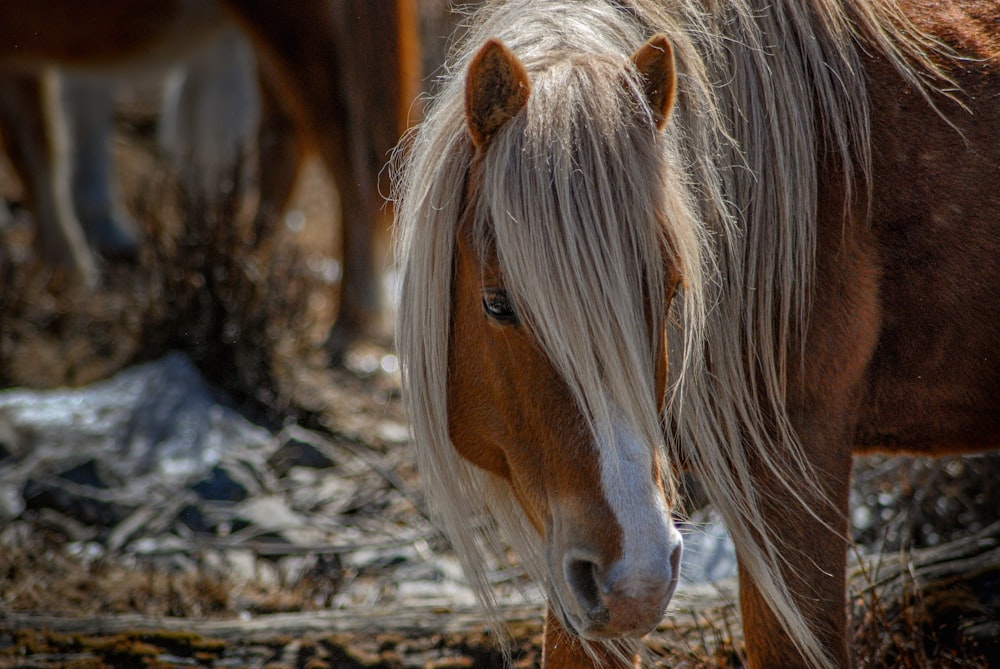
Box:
0, 603, 540, 640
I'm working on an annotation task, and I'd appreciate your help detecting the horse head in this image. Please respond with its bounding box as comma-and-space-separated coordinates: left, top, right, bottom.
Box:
447, 34, 684, 641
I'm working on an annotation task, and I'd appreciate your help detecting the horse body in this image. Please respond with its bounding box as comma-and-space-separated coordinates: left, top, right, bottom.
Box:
0, 3, 227, 70
395, 0, 999, 667
856, 29, 1000, 455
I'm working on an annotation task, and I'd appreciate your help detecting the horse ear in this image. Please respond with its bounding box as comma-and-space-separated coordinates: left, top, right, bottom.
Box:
465, 39, 530, 149
630, 34, 676, 130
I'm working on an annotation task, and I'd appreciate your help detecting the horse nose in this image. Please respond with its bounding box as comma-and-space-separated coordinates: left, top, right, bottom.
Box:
564, 538, 682, 638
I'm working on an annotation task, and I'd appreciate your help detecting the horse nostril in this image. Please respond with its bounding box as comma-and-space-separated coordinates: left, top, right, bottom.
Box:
669, 540, 682, 582
564, 553, 608, 622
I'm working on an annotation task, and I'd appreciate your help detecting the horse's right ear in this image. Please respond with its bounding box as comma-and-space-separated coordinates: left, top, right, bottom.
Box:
630, 34, 677, 130
465, 39, 530, 149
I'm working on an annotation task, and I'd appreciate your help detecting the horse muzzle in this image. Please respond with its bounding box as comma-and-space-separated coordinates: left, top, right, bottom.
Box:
554, 528, 682, 639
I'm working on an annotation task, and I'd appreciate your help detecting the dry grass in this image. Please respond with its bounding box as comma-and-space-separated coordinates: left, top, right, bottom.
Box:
851, 566, 992, 668
128, 162, 320, 417
848, 457, 1000, 669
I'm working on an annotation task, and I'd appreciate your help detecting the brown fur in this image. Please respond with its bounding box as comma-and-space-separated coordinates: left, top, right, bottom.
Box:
450, 228, 628, 549
747, 7, 1000, 659
854, 14, 1000, 456
686, 6, 1000, 661
629, 35, 676, 131
465, 40, 532, 149
0, 4, 222, 65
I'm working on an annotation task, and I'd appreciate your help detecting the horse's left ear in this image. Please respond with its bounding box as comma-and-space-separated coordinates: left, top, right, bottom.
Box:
630, 34, 677, 131
465, 39, 531, 149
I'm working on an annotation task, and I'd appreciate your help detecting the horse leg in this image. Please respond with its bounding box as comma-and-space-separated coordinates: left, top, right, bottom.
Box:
250, 59, 304, 244
541, 608, 638, 668
738, 425, 854, 669
323, 0, 420, 357
159, 28, 259, 210
221, 1, 379, 359
0, 70, 97, 285
60, 72, 139, 262
734, 149, 881, 667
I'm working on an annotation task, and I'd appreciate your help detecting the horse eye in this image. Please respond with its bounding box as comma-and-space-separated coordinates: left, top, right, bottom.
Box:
482, 289, 519, 325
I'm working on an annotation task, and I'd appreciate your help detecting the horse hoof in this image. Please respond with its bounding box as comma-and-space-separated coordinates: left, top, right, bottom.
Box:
324, 320, 359, 367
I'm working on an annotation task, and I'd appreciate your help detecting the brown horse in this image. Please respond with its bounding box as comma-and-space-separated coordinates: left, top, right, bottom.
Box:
393, 0, 999, 667
0, 0, 421, 356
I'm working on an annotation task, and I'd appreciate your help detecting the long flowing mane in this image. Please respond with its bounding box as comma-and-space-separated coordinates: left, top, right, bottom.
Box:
393, 1, 945, 666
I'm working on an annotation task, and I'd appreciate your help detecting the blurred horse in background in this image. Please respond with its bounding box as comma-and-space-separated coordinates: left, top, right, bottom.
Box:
0, 25, 258, 272
0, 0, 421, 356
